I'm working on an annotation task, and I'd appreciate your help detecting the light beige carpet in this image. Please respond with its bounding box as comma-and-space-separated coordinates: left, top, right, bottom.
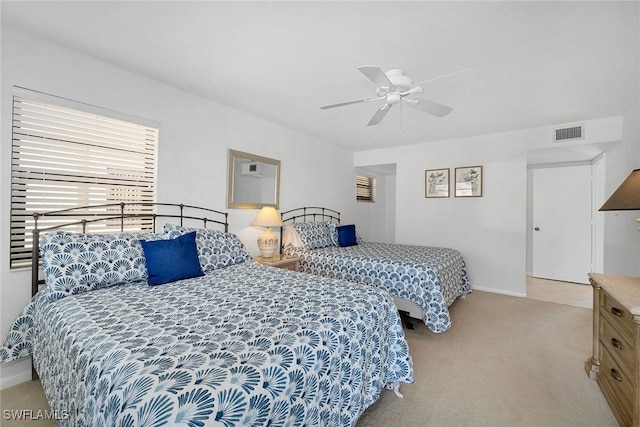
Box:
0, 290, 617, 427
358, 290, 616, 426
0, 378, 51, 426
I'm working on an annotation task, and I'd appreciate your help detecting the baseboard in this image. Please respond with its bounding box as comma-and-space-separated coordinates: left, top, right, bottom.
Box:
0, 357, 32, 390
471, 285, 526, 298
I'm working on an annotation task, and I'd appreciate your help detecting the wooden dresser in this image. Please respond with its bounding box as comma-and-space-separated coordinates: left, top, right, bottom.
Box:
585, 273, 640, 427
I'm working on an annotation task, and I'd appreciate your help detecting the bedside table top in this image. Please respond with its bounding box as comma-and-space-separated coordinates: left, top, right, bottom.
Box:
253, 254, 300, 266
589, 273, 640, 315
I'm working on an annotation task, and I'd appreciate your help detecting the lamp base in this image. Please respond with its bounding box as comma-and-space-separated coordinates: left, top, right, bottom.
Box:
257, 227, 279, 258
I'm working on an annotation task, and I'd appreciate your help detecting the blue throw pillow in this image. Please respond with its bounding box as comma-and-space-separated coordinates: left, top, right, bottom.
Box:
140, 231, 204, 286
337, 224, 358, 247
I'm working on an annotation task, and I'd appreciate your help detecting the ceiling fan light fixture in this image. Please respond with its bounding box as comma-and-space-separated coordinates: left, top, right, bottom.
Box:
385, 69, 412, 91
387, 93, 402, 105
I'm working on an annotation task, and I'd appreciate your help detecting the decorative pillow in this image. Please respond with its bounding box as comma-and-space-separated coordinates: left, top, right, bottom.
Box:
283, 225, 305, 246
292, 221, 336, 250
163, 223, 252, 272
40, 230, 165, 301
140, 231, 203, 285
326, 222, 340, 246
337, 224, 358, 247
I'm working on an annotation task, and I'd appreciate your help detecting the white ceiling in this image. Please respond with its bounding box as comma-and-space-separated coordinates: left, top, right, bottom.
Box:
3, 1, 639, 152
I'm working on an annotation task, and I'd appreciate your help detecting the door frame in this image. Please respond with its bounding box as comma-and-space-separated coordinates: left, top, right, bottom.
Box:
526, 156, 605, 281
592, 154, 605, 273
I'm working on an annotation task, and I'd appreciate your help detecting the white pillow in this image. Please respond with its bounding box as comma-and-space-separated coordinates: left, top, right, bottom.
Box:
282, 225, 305, 251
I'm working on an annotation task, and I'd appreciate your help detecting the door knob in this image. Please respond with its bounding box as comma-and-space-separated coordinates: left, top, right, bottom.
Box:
534, 227, 540, 231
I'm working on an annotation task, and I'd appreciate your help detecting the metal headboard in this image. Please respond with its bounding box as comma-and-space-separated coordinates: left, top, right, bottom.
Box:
30, 202, 229, 297
279, 206, 340, 251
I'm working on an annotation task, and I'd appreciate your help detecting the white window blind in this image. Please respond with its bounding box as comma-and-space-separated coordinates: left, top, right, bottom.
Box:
10, 93, 159, 268
356, 174, 376, 202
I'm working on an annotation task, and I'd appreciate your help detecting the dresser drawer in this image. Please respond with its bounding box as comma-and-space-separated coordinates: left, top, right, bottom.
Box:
598, 346, 633, 427
601, 291, 634, 339
588, 274, 640, 427
601, 316, 635, 376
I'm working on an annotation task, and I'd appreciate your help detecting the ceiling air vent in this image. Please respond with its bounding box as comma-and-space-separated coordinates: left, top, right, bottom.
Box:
554, 124, 584, 142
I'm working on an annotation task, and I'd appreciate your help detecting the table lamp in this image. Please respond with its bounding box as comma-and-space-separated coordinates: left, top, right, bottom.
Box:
599, 169, 640, 229
251, 206, 284, 258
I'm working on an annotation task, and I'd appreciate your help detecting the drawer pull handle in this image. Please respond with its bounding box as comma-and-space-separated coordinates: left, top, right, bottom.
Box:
610, 369, 622, 382
611, 338, 623, 350
611, 307, 623, 317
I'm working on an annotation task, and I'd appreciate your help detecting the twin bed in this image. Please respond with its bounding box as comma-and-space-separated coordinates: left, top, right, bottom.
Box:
1, 203, 413, 426
281, 207, 471, 333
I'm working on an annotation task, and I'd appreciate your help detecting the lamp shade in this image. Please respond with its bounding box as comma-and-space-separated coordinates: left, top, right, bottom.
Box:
599, 169, 640, 211
250, 207, 284, 228
251, 207, 284, 258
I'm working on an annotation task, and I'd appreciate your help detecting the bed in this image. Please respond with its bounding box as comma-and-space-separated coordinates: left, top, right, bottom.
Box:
0, 203, 413, 426
280, 207, 471, 333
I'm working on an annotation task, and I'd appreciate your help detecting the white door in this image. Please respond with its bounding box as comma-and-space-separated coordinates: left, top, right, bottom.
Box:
532, 165, 592, 284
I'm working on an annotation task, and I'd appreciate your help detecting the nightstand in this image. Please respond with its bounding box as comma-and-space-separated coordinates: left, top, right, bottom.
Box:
253, 254, 300, 272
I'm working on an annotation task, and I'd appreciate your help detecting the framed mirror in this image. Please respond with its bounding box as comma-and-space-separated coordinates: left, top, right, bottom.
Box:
227, 149, 281, 209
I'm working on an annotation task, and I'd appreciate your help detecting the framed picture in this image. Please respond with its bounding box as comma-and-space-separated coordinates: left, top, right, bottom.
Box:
425, 168, 450, 198
455, 166, 483, 197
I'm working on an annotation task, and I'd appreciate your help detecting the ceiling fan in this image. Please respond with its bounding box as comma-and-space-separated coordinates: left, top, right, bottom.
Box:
321, 66, 476, 126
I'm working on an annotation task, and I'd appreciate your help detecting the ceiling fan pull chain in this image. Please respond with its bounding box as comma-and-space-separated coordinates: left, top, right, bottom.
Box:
400, 100, 403, 133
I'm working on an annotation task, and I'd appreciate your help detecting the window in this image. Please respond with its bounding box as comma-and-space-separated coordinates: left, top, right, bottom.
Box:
10, 90, 159, 268
356, 174, 376, 202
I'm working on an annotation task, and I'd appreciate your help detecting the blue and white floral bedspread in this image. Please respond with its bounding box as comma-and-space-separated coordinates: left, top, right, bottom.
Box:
286, 242, 471, 333
1, 262, 413, 426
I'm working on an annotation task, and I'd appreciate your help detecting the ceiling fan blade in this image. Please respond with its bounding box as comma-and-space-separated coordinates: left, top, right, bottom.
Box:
320, 97, 378, 109
411, 68, 477, 90
367, 104, 392, 126
406, 99, 453, 117
358, 66, 393, 88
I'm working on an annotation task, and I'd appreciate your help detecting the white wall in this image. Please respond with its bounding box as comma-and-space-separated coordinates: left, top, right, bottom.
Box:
355, 117, 625, 297
602, 102, 640, 275
0, 28, 356, 389
384, 174, 397, 242
354, 169, 395, 243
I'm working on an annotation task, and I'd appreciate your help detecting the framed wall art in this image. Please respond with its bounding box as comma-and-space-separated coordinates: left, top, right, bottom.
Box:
455, 166, 483, 197
425, 168, 450, 198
